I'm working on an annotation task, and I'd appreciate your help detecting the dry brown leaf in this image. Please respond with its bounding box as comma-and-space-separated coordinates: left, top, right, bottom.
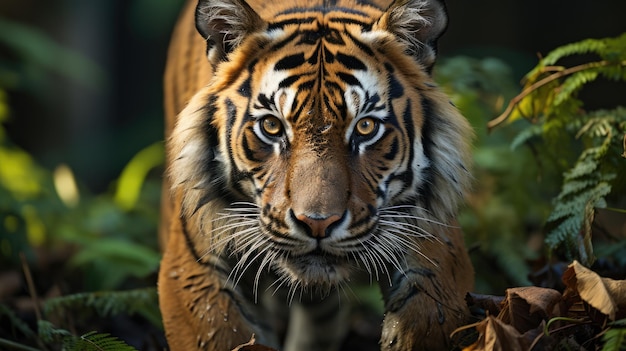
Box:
562, 260, 626, 320
602, 277, 626, 315
498, 287, 562, 334
462, 315, 531, 351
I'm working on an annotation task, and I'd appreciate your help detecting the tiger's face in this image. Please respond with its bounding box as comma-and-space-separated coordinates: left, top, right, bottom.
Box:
170, 0, 471, 292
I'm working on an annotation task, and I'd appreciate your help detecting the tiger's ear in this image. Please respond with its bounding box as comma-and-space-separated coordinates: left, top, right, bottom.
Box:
377, 0, 448, 72
195, 0, 265, 63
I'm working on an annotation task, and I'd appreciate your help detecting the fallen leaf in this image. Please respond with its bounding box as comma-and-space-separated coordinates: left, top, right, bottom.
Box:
562, 260, 626, 320
462, 315, 533, 351
498, 287, 562, 333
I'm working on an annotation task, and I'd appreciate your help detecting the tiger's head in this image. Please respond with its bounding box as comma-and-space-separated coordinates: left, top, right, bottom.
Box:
169, 0, 472, 292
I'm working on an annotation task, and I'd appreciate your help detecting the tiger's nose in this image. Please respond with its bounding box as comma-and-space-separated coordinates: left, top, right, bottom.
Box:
294, 213, 342, 239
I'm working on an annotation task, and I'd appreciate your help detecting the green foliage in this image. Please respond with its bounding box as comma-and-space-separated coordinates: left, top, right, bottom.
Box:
63, 331, 138, 351
37, 320, 139, 351
436, 56, 549, 291
0, 6, 171, 350
37, 320, 71, 344
0, 272, 161, 347
44, 288, 162, 329
492, 34, 626, 266
602, 319, 626, 351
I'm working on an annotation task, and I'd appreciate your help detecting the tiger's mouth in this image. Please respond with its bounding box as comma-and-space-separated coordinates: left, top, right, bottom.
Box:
274, 250, 354, 287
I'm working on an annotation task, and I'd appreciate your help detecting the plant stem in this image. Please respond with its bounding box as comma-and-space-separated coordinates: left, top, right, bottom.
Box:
487, 60, 615, 131
0, 338, 41, 351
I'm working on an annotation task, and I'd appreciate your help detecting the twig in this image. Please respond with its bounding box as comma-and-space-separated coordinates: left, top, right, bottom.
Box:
487, 60, 613, 131
19, 253, 49, 351
20, 253, 43, 322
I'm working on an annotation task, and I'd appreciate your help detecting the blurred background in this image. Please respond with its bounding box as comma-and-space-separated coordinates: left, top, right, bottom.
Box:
0, 0, 625, 349
1, 0, 624, 191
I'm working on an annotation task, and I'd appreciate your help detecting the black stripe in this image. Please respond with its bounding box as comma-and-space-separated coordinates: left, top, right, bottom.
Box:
344, 30, 375, 56
335, 52, 366, 70
279, 74, 303, 88
239, 78, 251, 97
329, 16, 372, 28
337, 72, 362, 87
383, 137, 399, 160
268, 17, 316, 31
275, 53, 307, 70
418, 98, 435, 206
277, 6, 368, 17
385, 63, 404, 99
241, 131, 261, 163
255, 93, 273, 110
269, 30, 301, 52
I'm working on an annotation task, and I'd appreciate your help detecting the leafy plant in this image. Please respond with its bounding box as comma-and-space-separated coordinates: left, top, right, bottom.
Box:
63, 331, 138, 351
0, 23, 164, 349
0, 8, 169, 351
44, 288, 161, 329
489, 33, 626, 266
603, 319, 626, 351
436, 56, 551, 291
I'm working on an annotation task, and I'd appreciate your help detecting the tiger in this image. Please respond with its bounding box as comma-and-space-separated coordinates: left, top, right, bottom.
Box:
157, 0, 475, 350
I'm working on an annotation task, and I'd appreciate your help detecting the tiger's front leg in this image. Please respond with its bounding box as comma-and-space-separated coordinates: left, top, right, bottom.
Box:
158, 216, 277, 351
379, 226, 474, 351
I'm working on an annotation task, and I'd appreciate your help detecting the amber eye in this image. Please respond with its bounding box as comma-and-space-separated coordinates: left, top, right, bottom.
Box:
355, 117, 378, 136
261, 116, 283, 136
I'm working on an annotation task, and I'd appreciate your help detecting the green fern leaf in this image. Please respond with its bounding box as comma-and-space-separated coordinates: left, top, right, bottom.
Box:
602, 320, 626, 351
553, 70, 600, 107
541, 38, 606, 66
598, 33, 626, 62
511, 124, 543, 150
38, 320, 71, 343
62, 331, 138, 351
564, 157, 598, 180
546, 181, 612, 262
557, 179, 595, 199
545, 216, 582, 250
44, 288, 161, 328
525, 37, 606, 80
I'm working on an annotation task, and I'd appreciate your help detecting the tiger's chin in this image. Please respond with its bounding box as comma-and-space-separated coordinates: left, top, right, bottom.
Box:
275, 254, 353, 291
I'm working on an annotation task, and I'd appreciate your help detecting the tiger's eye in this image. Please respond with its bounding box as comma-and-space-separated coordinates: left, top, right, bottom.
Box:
262, 116, 283, 136
356, 117, 377, 136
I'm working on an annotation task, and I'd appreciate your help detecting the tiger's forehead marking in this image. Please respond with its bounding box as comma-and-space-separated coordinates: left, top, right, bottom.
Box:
252, 12, 389, 141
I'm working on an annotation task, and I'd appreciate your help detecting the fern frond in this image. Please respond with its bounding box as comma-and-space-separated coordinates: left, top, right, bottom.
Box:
541, 38, 607, 66
545, 180, 612, 263
38, 320, 71, 343
557, 179, 595, 200
62, 331, 138, 351
597, 33, 626, 62
602, 319, 626, 351
563, 156, 598, 180
511, 124, 543, 150
553, 70, 600, 107
44, 288, 161, 328
545, 216, 583, 250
